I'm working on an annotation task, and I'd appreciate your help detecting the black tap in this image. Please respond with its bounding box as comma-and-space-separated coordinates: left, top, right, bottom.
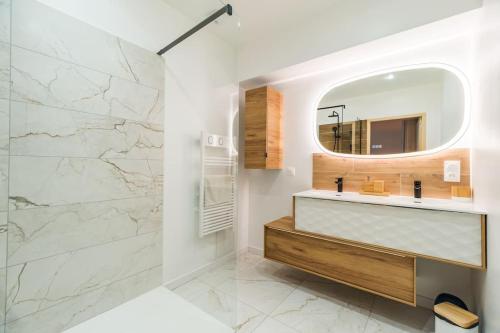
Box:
414, 180, 422, 199
335, 177, 343, 193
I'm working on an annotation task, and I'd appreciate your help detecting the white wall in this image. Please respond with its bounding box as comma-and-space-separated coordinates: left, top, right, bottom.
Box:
237, 0, 482, 80
471, 0, 500, 331
241, 12, 479, 308
37, 0, 240, 285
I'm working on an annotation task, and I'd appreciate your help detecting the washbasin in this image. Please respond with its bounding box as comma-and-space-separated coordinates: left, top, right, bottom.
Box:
293, 189, 485, 214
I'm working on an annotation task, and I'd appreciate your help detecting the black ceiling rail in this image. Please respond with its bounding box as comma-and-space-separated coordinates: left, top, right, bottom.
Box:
157, 4, 233, 56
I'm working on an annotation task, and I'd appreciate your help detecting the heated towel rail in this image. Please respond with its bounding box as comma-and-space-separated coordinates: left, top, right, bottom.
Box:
199, 132, 237, 237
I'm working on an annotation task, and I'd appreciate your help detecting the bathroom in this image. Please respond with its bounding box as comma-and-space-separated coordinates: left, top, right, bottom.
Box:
0, 0, 499, 332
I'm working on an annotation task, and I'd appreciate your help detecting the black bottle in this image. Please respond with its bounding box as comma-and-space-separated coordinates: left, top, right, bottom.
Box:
336, 177, 343, 193
414, 180, 422, 199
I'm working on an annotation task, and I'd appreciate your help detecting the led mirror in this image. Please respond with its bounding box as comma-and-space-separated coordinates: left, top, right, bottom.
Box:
316, 67, 466, 156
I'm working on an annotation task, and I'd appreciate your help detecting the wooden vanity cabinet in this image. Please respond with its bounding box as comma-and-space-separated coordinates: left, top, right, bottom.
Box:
265, 217, 417, 306
244, 86, 283, 169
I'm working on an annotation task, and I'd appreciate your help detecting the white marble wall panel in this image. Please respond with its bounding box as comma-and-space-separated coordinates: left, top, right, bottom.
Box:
0, 156, 7, 212
6, 231, 162, 322
10, 102, 163, 159
0, 100, 8, 155
0, 42, 9, 100
6, 265, 162, 333
11, 47, 163, 124
0, 266, 5, 326
0, 0, 10, 44
9, 156, 162, 209
8, 196, 162, 266
3, 0, 164, 330
12, 0, 164, 89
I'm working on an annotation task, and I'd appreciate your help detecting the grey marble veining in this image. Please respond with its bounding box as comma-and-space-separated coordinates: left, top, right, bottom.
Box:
0, 42, 9, 100
0, 212, 6, 268
8, 196, 162, 265
9, 156, 162, 209
11, 46, 164, 124
0, 0, 10, 44
0, 156, 7, 212
12, 0, 164, 89
0, 266, 5, 325
0, 99, 8, 155
10, 102, 163, 160
6, 265, 162, 332
2, 1, 165, 330
6, 231, 162, 322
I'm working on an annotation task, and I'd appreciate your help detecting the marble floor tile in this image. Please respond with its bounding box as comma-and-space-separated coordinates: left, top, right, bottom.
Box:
8, 196, 162, 265
298, 279, 375, 311
270, 283, 371, 333
189, 287, 266, 333
364, 297, 434, 333
217, 276, 297, 315
173, 278, 213, 302
253, 317, 299, 333
197, 260, 238, 288
237, 259, 309, 286
10, 102, 163, 160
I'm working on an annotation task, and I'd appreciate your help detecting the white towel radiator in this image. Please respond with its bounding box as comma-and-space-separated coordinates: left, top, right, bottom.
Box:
199, 132, 237, 237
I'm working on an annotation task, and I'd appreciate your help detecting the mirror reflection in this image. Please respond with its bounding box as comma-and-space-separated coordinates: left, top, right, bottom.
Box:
316, 67, 465, 155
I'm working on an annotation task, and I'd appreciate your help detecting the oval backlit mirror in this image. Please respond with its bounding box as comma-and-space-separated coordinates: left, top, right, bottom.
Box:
315, 66, 467, 157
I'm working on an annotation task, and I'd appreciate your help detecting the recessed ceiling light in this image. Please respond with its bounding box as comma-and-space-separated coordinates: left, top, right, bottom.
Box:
385, 74, 395, 80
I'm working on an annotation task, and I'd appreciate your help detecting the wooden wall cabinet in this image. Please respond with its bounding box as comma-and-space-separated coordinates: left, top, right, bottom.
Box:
244, 86, 283, 169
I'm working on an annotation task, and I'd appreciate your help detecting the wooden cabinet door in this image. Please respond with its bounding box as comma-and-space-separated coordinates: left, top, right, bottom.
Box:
244, 86, 283, 169
245, 87, 268, 168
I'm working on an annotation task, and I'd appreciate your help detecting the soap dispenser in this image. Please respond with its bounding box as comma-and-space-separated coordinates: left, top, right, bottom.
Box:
414, 180, 422, 199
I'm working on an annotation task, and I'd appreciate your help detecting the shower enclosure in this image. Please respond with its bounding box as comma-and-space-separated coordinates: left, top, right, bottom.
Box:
0, 0, 165, 331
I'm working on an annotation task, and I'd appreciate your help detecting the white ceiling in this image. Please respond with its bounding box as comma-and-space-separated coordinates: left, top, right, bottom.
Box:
162, 0, 339, 45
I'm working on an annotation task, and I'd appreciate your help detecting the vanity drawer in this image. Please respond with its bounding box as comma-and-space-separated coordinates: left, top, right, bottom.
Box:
265, 218, 416, 305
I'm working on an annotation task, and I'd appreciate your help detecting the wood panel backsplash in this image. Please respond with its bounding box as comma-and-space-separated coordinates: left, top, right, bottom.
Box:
313, 148, 470, 199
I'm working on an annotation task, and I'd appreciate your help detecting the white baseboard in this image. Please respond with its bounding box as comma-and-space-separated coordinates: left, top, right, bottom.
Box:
247, 246, 264, 256
163, 251, 236, 290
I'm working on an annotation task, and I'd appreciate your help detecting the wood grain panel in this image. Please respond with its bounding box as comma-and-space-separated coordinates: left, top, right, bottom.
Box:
265, 217, 416, 305
313, 148, 470, 199
245, 87, 267, 169
244, 86, 283, 169
266, 87, 283, 169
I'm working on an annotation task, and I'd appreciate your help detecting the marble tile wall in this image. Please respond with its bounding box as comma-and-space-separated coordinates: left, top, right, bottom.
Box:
0, 0, 11, 332
0, 0, 165, 332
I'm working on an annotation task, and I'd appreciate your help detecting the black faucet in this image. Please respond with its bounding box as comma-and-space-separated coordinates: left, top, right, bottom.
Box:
414, 180, 422, 199
335, 177, 343, 193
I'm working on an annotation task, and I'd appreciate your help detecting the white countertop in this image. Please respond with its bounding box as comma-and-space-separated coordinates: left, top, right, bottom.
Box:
294, 190, 486, 215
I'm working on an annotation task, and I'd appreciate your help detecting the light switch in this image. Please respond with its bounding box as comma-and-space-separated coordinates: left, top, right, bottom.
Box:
286, 167, 296, 177
444, 160, 461, 182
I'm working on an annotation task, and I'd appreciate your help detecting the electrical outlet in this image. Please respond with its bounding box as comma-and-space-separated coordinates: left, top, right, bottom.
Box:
444, 160, 461, 182
286, 167, 296, 177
